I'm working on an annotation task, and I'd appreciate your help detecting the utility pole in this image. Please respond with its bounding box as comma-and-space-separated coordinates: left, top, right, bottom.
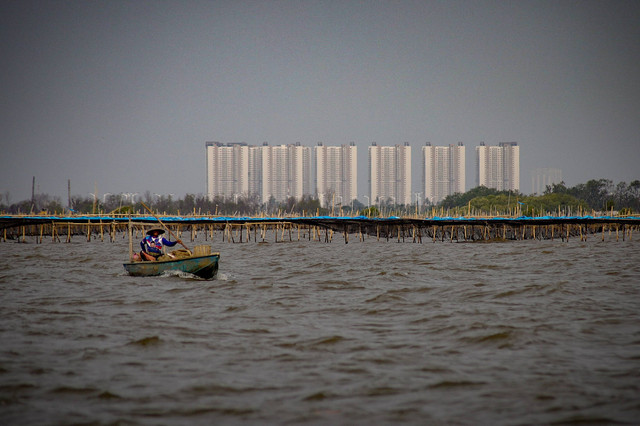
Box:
31, 176, 35, 213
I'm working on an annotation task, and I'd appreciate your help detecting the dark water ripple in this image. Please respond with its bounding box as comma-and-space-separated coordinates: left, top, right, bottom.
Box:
1, 238, 639, 424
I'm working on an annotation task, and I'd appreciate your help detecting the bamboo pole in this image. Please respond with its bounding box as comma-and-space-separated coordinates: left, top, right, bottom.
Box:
128, 219, 134, 262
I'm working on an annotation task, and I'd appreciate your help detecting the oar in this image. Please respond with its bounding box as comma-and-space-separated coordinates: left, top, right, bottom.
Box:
128, 217, 134, 262
140, 202, 191, 253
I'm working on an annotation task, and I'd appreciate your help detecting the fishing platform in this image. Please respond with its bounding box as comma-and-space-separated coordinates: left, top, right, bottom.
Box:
1, 214, 639, 243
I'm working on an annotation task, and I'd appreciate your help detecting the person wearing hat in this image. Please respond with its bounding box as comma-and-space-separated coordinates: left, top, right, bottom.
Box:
139, 228, 182, 261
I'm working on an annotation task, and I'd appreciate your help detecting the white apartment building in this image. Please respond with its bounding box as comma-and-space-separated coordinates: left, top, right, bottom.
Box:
247, 144, 264, 198
205, 142, 250, 200
260, 143, 311, 204
422, 142, 466, 204
531, 168, 562, 195
369, 142, 412, 205
476, 142, 520, 191
206, 142, 311, 204
315, 142, 357, 208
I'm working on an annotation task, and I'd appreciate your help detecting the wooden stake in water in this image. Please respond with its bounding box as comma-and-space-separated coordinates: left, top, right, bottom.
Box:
128, 219, 134, 262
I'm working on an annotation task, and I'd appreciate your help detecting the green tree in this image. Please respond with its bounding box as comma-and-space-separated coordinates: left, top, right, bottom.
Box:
440, 186, 519, 209
178, 194, 196, 214
362, 206, 380, 217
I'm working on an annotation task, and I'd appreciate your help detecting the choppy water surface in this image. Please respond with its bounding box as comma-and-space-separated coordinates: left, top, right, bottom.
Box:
1, 236, 639, 425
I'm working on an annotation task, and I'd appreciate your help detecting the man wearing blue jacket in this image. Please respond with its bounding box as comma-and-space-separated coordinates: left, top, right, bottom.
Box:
140, 228, 182, 261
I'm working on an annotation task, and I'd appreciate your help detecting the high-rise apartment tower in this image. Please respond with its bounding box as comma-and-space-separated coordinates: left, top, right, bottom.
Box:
369, 143, 412, 205
259, 143, 311, 204
315, 142, 357, 208
206, 142, 311, 204
531, 168, 562, 195
422, 142, 465, 204
476, 142, 520, 191
205, 142, 250, 200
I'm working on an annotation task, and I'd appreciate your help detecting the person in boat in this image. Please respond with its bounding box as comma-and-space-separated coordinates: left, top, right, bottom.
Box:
139, 228, 182, 261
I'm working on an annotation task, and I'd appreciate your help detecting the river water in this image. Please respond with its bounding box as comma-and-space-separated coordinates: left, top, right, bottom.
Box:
1, 235, 639, 425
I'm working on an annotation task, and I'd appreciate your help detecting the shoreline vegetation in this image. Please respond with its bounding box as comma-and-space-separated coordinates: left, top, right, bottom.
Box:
1, 179, 638, 219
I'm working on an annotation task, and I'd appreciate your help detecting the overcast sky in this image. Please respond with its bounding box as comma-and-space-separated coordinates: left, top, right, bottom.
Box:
1, 0, 639, 204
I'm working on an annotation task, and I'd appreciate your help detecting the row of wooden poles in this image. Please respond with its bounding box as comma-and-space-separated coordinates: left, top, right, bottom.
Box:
1, 220, 636, 244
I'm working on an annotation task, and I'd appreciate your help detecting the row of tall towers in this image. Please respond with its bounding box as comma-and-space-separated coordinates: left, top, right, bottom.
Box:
417, 141, 520, 203
205, 142, 311, 205
205, 141, 519, 207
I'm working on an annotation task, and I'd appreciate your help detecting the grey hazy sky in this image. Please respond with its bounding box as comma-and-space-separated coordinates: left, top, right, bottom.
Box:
1, 0, 639, 204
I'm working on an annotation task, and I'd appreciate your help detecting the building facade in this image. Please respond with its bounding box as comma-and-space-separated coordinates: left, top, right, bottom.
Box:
422, 142, 465, 204
369, 143, 412, 205
205, 142, 250, 200
476, 142, 520, 191
206, 142, 311, 204
531, 168, 562, 195
315, 142, 357, 208
260, 143, 312, 204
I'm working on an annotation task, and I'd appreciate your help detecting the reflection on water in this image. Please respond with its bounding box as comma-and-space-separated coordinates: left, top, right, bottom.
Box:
1, 237, 639, 424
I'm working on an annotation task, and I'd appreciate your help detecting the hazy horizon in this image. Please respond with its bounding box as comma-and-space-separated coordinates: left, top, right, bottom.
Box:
2, 0, 639, 204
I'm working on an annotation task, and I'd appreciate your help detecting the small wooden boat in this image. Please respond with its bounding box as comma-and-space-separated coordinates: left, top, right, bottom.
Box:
124, 209, 220, 279
123, 253, 220, 279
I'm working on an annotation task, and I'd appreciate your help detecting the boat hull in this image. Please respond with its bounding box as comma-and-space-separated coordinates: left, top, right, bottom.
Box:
123, 253, 220, 279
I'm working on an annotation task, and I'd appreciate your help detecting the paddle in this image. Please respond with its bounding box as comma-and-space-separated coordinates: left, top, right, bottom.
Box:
140, 202, 191, 253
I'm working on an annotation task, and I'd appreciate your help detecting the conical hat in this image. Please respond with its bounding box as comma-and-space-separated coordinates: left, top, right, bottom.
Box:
146, 228, 165, 235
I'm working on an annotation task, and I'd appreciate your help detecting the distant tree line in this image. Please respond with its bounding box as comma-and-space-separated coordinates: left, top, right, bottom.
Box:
439, 179, 639, 216
1, 179, 638, 216
542, 179, 640, 213
0, 190, 364, 217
